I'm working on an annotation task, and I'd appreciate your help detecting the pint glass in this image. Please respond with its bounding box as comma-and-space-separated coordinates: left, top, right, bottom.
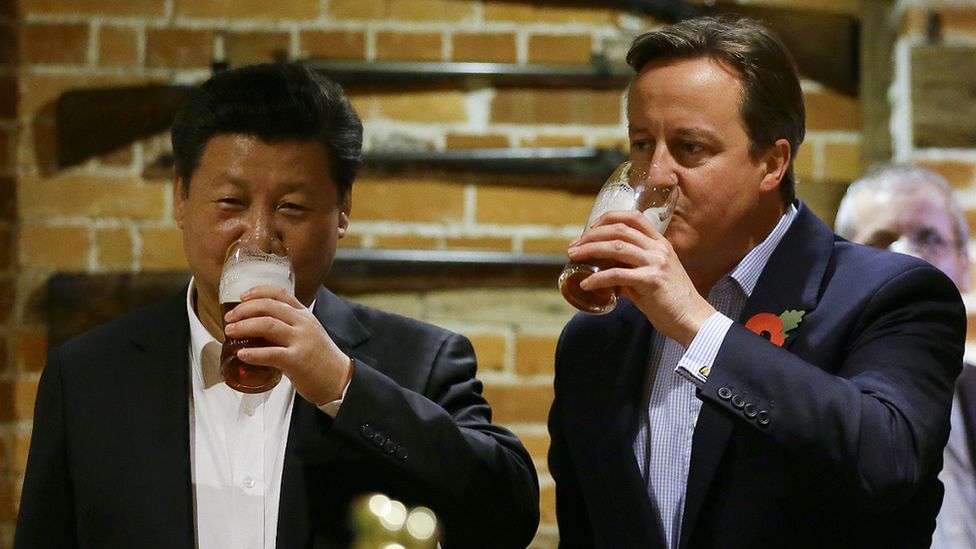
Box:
219, 238, 295, 393
558, 161, 679, 314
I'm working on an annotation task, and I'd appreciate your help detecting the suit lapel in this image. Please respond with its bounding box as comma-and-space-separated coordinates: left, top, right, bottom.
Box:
277, 287, 372, 548
680, 203, 833, 547
564, 301, 665, 546
126, 291, 195, 546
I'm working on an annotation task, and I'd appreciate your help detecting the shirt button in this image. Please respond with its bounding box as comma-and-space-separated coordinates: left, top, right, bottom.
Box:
243, 477, 255, 489
244, 406, 255, 417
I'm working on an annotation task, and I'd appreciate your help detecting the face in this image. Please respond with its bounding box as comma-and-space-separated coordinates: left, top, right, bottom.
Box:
175, 134, 349, 333
848, 184, 969, 290
627, 57, 789, 285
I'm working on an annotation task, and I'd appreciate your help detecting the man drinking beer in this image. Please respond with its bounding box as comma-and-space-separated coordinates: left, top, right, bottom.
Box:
547, 16, 965, 548
15, 63, 539, 548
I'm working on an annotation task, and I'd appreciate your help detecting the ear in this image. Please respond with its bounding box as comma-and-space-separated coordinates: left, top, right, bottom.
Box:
337, 190, 351, 239
174, 175, 188, 229
758, 138, 791, 193
957, 247, 971, 293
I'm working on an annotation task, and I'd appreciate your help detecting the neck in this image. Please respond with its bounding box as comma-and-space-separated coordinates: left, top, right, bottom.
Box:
689, 199, 787, 296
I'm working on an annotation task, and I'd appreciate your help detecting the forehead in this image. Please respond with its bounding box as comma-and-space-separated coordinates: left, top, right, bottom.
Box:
852, 184, 956, 234
194, 134, 335, 190
629, 57, 744, 112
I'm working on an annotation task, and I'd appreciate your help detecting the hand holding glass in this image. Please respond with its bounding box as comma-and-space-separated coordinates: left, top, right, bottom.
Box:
219, 238, 295, 393
558, 161, 679, 314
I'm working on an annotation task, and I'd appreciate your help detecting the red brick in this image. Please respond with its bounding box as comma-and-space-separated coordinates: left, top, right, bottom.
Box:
19, 225, 90, 270
519, 135, 586, 148
519, 432, 551, 464
0, 76, 15, 118
370, 235, 439, 250
804, 88, 860, 131
19, 175, 168, 220
916, 160, 976, 189
23, 0, 166, 17
354, 177, 465, 222
481, 383, 553, 424
224, 31, 290, 66
98, 26, 139, 67
23, 23, 89, 65
528, 34, 592, 65
376, 32, 442, 62
0, 378, 39, 422
140, 227, 187, 270
445, 133, 510, 149
174, 0, 321, 19
476, 186, 592, 225
444, 236, 512, 251
0, 22, 15, 68
16, 328, 47, 374
821, 142, 862, 182
515, 334, 558, 375
388, 0, 475, 22
485, 3, 618, 25
146, 28, 214, 69
300, 31, 366, 60
0, 277, 14, 324
328, 0, 386, 19
98, 146, 134, 167
540, 482, 556, 525
523, 237, 573, 254
453, 32, 517, 63
491, 89, 623, 125
468, 333, 506, 373
350, 90, 467, 123
0, 476, 17, 522
0, 127, 9, 173
96, 228, 134, 269
13, 432, 31, 474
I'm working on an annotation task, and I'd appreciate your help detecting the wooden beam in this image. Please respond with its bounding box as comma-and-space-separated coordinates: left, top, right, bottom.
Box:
860, 0, 897, 164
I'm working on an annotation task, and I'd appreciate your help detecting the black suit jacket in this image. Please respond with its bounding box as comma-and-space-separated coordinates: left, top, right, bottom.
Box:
15, 286, 539, 548
548, 203, 966, 548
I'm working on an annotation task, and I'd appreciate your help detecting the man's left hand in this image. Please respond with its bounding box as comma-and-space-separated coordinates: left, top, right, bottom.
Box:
224, 285, 352, 405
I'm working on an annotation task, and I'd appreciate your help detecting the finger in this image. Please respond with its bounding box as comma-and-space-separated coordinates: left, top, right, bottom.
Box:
225, 316, 293, 345
572, 222, 657, 250
590, 210, 664, 237
568, 239, 664, 268
225, 297, 306, 324
236, 345, 290, 369
241, 284, 303, 307
580, 265, 664, 292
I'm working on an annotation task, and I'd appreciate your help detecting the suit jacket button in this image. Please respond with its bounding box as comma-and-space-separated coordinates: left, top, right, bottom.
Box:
395, 446, 409, 460
743, 403, 758, 418
372, 432, 387, 447
361, 425, 374, 439
718, 387, 733, 400
383, 440, 397, 454
731, 394, 745, 409
757, 411, 771, 426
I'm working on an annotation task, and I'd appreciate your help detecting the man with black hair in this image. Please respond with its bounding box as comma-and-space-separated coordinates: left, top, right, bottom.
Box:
16, 63, 539, 549
548, 16, 965, 548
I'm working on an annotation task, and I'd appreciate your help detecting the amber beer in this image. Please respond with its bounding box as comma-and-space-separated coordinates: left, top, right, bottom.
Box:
558, 161, 679, 314
219, 242, 294, 393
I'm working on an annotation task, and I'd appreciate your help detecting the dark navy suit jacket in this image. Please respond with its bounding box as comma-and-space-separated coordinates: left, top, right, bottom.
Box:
16, 287, 539, 548
549, 202, 966, 548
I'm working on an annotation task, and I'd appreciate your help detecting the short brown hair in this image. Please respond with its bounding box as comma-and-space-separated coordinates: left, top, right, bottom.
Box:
627, 16, 805, 205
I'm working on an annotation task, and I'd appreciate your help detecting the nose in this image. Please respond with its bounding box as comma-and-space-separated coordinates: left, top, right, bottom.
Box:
240, 209, 281, 252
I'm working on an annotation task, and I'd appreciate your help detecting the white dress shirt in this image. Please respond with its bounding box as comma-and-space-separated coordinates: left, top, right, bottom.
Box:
633, 205, 798, 548
186, 282, 297, 549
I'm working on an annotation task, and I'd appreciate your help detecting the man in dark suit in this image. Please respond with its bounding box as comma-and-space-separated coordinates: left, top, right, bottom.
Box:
15, 63, 539, 548
836, 163, 976, 548
548, 16, 965, 548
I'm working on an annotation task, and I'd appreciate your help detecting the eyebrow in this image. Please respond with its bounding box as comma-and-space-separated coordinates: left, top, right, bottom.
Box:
214, 173, 310, 193
628, 125, 721, 142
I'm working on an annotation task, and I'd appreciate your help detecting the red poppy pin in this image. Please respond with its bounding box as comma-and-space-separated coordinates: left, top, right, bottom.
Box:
745, 310, 805, 347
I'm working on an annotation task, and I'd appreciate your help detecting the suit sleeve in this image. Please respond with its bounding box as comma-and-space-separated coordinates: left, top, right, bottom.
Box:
331, 332, 540, 548
701, 264, 965, 509
14, 349, 78, 549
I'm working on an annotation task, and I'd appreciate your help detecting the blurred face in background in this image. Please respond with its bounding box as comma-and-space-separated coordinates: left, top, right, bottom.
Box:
846, 183, 969, 291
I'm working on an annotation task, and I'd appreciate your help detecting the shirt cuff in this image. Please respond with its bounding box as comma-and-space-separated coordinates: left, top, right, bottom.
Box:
316, 358, 355, 418
675, 312, 734, 387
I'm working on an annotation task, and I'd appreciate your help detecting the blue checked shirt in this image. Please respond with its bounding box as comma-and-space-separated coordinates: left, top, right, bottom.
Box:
632, 204, 798, 548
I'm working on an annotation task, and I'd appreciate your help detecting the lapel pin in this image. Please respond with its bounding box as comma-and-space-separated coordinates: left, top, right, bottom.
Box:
744, 309, 805, 347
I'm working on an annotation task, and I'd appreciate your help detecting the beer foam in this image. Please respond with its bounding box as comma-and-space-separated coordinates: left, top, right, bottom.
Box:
219, 257, 294, 303
587, 183, 635, 226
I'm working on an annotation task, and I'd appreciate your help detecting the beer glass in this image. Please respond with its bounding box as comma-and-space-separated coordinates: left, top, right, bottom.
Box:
558, 161, 679, 314
219, 237, 295, 393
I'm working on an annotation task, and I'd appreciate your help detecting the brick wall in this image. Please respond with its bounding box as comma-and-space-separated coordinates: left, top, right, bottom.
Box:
2, 1, 870, 547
